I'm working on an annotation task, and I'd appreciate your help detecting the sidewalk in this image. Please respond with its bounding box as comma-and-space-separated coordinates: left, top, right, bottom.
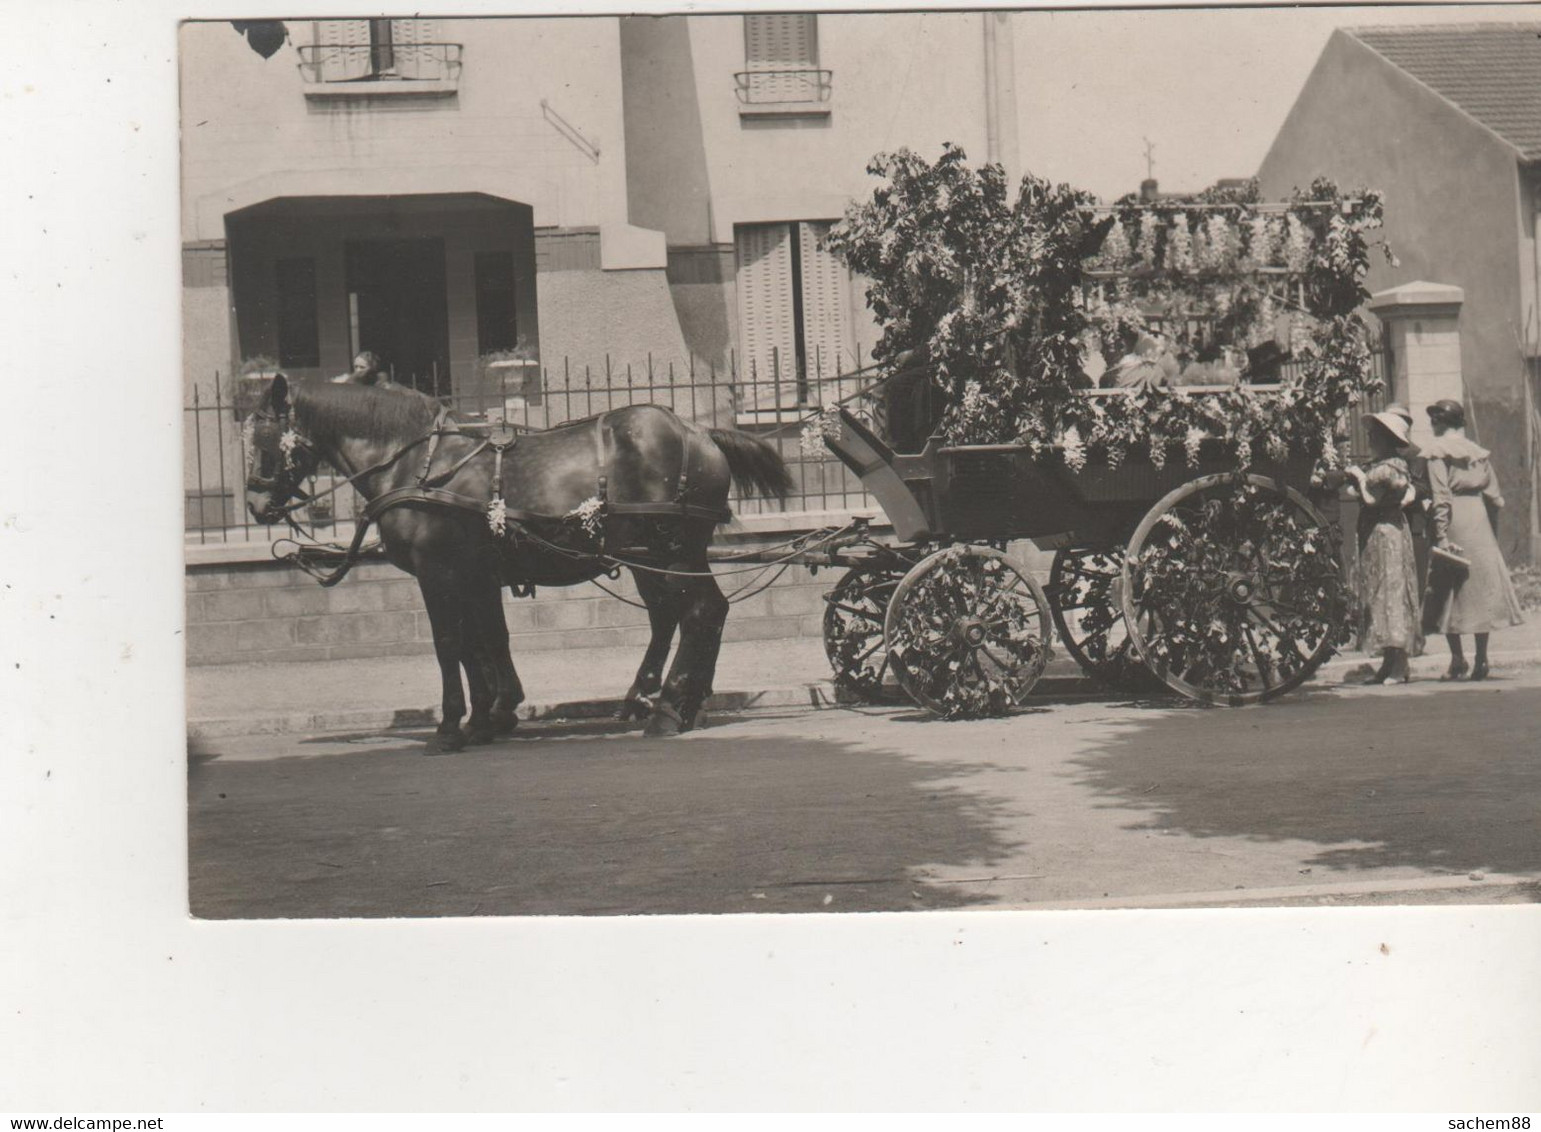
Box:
187, 617, 1541, 739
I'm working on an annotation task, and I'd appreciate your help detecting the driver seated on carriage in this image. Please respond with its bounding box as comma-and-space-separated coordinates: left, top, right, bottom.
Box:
331, 350, 394, 387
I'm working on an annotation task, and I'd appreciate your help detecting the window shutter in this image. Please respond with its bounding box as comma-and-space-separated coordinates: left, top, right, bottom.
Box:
797, 222, 853, 387
316, 19, 370, 82
744, 14, 817, 102
391, 18, 438, 79
735, 224, 798, 408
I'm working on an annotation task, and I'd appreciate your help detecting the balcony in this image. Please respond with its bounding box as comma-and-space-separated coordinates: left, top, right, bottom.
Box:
297, 43, 463, 99
734, 69, 833, 121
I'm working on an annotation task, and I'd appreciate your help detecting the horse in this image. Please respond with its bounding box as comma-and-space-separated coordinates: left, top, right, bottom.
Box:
244, 375, 792, 749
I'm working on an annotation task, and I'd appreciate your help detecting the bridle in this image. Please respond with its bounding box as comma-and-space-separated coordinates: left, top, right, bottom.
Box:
244, 403, 319, 524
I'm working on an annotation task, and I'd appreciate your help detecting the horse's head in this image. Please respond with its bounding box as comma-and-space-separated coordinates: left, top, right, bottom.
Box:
243, 374, 319, 525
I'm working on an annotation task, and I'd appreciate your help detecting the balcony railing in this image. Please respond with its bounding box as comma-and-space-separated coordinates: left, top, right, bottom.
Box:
297, 42, 463, 87
734, 68, 833, 106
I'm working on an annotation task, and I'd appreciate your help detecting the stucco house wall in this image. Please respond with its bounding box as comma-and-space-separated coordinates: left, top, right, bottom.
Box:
619, 12, 1002, 371
1258, 29, 1533, 561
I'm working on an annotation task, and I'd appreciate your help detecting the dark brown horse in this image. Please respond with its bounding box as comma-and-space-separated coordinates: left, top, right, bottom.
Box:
244, 376, 791, 748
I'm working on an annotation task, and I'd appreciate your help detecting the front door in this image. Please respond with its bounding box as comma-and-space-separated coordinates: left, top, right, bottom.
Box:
345, 238, 450, 397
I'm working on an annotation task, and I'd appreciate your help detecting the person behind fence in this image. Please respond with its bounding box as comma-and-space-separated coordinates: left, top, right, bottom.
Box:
1345, 411, 1422, 685
1421, 399, 1524, 681
331, 350, 391, 386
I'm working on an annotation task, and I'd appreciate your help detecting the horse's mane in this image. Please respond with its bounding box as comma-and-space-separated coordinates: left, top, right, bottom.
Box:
292, 381, 440, 450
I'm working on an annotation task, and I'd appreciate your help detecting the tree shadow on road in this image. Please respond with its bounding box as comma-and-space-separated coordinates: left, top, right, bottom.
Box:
189, 720, 1022, 920
1067, 683, 1541, 884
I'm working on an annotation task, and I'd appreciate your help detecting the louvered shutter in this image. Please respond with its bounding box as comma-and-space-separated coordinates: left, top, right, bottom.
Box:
798, 222, 855, 390
391, 18, 438, 79
744, 14, 817, 103
316, 19, 370, 82
736, 224, 798, 411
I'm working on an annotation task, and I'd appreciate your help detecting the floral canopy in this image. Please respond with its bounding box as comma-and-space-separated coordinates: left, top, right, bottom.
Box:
822, 144, 1394, 477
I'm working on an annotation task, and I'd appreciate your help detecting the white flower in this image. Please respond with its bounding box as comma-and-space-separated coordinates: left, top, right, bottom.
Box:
1183, 426, 1206, 468
487, 497, 508, 536
1148, 432, 1167, 470
799, 407, 843, 456
565, 495, 605, 538
279, 429, 302, 472
1284, 214, 1312, 272
1164, 216, 1193, 273
1135, 215, 1160, 269
1247, 214, 1276, 266
1059, 425, 1087, 472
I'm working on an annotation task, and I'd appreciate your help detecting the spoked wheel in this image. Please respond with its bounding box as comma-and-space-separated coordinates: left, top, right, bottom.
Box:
1121, 474, 1351, 706
1049, 545, 1160, 691
884, 545, 1054, 718
822, 565, 907, 702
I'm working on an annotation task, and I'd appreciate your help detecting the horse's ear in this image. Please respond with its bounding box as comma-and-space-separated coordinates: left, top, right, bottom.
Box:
272, 373, 290, 414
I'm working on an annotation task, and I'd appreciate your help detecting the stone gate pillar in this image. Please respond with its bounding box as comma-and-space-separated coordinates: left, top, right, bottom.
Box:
1367, 281, 1464, 449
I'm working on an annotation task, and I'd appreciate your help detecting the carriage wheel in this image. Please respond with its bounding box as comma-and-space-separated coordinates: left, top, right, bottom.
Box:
884, 546, 1053, 719
822, 565, 907, 702
1120, 474, 1351, 706
1049, 545, 1159, 691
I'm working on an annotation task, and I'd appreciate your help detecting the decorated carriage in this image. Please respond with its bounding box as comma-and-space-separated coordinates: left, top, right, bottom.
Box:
797, 146, 1391, 717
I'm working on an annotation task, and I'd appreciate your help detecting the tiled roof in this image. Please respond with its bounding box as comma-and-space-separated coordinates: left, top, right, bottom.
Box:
1348, 24, 1541, 160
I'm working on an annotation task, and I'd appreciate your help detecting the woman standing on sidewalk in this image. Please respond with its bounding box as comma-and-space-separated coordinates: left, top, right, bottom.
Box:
1346, 412, 1422, 685
1422, 399, 1525, 680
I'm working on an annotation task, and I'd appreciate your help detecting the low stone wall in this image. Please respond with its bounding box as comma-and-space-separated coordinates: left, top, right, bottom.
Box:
185, 521, 854, 666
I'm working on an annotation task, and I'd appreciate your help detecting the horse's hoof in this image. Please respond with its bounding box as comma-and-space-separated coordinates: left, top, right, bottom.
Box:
463, 724, 496, 747
617, 696, 653, 722
428, 729, 468, 755
642, 704, 683, 738
490, 711, 519, 736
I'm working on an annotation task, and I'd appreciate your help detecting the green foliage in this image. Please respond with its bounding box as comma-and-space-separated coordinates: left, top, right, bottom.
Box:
825, 144, 1108, 445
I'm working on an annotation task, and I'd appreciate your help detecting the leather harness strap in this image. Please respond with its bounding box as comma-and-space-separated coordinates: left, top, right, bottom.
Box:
360, 407, 732, 527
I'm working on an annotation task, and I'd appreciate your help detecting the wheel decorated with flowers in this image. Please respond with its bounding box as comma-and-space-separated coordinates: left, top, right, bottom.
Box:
822, 565, 909, 702
1048, 545, 1161, 691
884, 546, 1053, 718
1119, 474, 1351, 706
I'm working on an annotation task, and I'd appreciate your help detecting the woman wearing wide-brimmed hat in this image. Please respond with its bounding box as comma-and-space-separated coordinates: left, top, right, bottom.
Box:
1422, 399, 1525, 680
1345, 411, 1422, 684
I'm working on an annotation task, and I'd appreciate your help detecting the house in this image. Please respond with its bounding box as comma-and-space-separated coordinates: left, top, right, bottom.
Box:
182, 12, 1018, 402
1257, 23, 1541, 563
182, 12, 1020, 528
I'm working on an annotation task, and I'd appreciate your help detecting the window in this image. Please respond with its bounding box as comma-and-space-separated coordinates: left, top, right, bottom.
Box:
474, 251, 518, 356
275, 257, 319, 369
738, 14, 830, 107
735, 221, 854, 413
301, 19, 460, 87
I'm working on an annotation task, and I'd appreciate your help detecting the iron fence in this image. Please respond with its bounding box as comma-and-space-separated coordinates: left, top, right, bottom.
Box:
183, 348, 883, 545
183, 345, 1388, 546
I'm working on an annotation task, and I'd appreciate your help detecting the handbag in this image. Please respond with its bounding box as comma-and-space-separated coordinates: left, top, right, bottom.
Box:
1422, 543, 1470, 634
1429, 543, 1470, 579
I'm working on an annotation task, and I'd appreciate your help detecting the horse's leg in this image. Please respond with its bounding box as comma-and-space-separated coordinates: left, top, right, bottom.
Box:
468, 566, 523, 735
618, 568, 681, 722
457, 590, 499, 746
417, 565, 471, 754
645, 560, 728, 739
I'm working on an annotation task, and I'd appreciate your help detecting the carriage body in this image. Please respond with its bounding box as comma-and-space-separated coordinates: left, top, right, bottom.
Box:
820, 398, 1349, 715
825, 402, 1322, 544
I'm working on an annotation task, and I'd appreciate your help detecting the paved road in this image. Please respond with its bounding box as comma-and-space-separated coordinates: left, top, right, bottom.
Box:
189, 671, 1541, 917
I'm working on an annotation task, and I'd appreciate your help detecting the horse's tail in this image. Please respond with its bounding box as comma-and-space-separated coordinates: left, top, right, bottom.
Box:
706, 428, 794, 502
